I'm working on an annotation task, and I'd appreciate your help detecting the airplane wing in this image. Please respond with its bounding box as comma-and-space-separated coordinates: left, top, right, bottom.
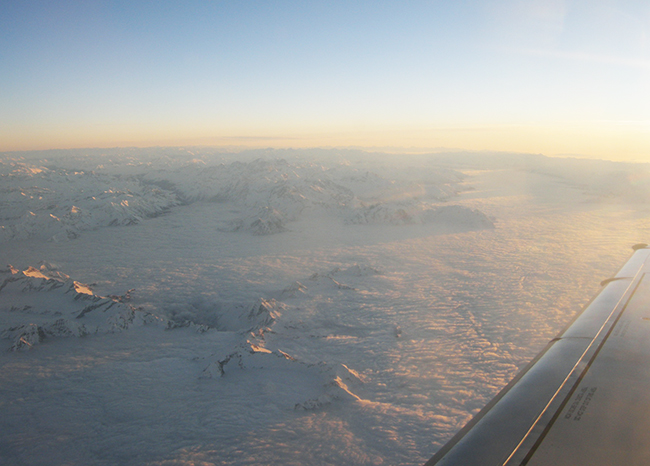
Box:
425, 243, 650, 466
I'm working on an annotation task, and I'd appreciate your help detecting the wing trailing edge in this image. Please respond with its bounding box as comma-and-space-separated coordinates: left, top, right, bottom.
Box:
426, 244, 650, 466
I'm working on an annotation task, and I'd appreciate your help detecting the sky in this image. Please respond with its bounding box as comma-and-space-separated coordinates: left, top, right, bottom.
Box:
1, 0, 649, 161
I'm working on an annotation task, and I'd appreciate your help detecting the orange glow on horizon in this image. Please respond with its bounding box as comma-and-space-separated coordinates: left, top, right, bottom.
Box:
2, 121, 649, 163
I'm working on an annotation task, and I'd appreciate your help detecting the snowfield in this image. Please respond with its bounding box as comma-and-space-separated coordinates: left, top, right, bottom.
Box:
1, 147, 650, 465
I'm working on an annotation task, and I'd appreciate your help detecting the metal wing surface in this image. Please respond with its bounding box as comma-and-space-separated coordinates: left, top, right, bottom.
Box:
426, 244, 650, 466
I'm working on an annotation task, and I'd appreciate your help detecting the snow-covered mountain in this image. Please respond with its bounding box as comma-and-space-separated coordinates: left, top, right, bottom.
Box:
3, 147, 650, 466
0, 159, 179, 242
0, 263, 166, 351
1, 260, 371, 417
143, 156, 474, 234
1, 150, 490, 242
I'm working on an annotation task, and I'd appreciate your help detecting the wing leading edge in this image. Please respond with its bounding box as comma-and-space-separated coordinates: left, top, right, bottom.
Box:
425, 244, 650, 466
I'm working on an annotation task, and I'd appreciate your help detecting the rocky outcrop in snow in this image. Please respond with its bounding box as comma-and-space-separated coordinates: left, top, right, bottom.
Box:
199, 341, 366, 409
295, 362, 366, 410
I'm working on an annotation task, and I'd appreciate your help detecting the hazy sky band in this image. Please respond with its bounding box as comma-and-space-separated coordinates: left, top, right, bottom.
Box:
1, 1, 649, 160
